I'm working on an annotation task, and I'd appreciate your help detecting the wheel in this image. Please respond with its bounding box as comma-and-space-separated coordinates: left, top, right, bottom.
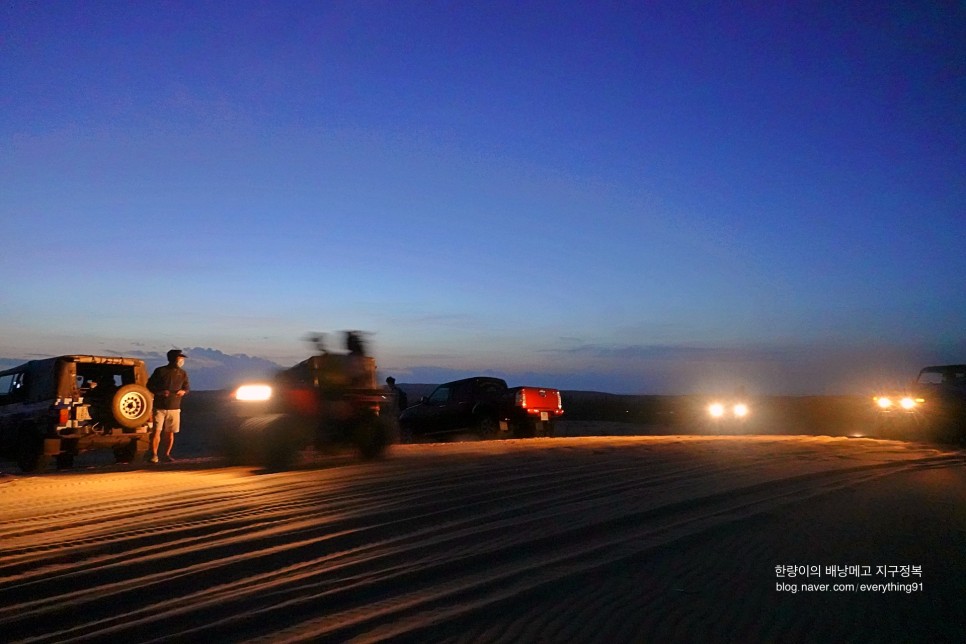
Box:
55, 453, 75, 470
353, 414, 390, 459
221, 415, 276, 466
261, 416, 304, 471
16, 429, 49, 473
221, 431, 257, 466
112, 384, 153, 429
113, 439, 145, 463
930, 414, 966, 445
244, 414, 310, 471
476, 416, 500, 440
398, 420, 417, 444
511, 420, 533, 439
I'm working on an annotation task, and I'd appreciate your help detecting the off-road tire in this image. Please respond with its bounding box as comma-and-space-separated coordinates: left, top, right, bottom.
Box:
221, 416, 277, 466
112, 384, 153, 429
353, 414, 390, 459
16, 428, 49, 473
224, 414, 305, 471
113, 439, 145, 463
55, 453, 75, 470
261, 415, 306, 471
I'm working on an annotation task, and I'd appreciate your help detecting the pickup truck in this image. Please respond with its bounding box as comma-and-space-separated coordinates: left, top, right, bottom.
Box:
398, 376, 563, 441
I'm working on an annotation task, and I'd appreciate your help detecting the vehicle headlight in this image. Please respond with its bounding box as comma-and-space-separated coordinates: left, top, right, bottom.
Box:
234, 384, 273, 402
899, 397, 916, 410
733, 403, 749, 418
875, 396, 893, 409
709, 403, 725, 418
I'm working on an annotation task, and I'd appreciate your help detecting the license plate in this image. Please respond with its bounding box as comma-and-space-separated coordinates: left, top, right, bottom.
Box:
540, 412, 549, 421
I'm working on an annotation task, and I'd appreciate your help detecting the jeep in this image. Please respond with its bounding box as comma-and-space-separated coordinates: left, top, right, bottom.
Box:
0, 355, 154, 472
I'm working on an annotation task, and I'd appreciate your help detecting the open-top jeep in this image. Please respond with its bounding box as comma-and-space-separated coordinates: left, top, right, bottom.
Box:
0, 355, 154, 472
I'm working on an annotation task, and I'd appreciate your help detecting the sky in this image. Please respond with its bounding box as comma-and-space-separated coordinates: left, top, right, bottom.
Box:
1, 1, 964, 395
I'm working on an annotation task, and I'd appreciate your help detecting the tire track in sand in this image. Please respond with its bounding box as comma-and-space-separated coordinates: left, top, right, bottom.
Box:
0, 437, 958, 643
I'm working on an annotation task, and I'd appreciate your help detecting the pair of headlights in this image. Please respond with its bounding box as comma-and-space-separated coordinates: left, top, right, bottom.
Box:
708, 402, 749, 419
874, 396, 921, 410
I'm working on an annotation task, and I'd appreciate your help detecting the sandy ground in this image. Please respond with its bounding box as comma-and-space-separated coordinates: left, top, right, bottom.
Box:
0, 421, 964, 643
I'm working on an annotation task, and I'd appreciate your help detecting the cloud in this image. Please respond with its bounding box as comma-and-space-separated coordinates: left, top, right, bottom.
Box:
139, 348, 283, 390
534, 340, 965, 395
4, 338, 962, 395
546, 343, 789, 362
0, 349, 283, 391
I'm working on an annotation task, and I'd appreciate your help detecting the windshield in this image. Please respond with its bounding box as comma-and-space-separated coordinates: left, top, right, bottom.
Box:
917, 368, 966, 386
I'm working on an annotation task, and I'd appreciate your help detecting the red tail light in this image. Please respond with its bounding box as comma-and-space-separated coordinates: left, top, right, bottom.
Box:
58, 409, 70, 425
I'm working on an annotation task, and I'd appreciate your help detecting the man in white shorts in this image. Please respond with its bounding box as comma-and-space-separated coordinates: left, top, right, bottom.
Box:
147, 349, 190, 463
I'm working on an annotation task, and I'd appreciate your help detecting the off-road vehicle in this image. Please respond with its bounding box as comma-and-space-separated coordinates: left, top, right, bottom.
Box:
0, 355, 154, 472
872, 364, 966, 441
222, 332, 396, 470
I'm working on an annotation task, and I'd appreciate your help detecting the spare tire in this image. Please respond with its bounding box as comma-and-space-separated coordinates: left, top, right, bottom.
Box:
112, 384, 153, 429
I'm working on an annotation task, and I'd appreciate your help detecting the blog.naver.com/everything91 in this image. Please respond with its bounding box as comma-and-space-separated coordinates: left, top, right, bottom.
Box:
775, 564, 922, 594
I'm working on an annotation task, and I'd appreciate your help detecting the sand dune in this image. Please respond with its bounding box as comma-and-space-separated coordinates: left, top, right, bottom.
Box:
1, 428, 963, 643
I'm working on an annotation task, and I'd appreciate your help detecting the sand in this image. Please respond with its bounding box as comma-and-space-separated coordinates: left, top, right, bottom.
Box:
0, 424, 963, 643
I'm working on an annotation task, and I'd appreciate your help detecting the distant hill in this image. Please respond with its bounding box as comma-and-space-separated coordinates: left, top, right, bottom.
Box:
396, 383, 437, 402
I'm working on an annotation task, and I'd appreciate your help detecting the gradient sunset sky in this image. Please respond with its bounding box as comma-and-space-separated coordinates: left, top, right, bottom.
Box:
2, 1, 964, 394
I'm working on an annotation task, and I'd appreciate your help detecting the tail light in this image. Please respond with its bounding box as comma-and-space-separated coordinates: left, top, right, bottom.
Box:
58, 408, 70, 425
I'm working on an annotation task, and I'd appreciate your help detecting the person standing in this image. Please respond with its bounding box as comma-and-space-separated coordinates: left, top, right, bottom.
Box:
147, 349, 190, 463
385, 376, 408, 411
385, 376, 409, 443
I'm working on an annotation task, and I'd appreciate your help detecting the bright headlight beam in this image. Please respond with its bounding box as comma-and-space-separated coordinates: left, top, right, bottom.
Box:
709, 403, 725, 418
235, 384, 273, 402
875, 397, 892, 409
733, 403, 749, 417
899, 397, 916, 410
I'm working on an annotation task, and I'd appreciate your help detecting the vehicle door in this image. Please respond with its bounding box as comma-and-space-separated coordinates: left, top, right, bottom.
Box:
0, 371, 28, 454
412, 384, 453, 435
443, 380, 478, 431
0, 372, 17, 450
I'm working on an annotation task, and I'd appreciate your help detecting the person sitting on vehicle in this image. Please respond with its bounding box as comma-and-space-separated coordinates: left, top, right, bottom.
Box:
345, 332, 371, 388
83, 375, 116, 396
346, 331, 366, 357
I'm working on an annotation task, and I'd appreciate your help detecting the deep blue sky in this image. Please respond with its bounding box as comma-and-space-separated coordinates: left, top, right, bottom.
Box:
2, 1, 964, 394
